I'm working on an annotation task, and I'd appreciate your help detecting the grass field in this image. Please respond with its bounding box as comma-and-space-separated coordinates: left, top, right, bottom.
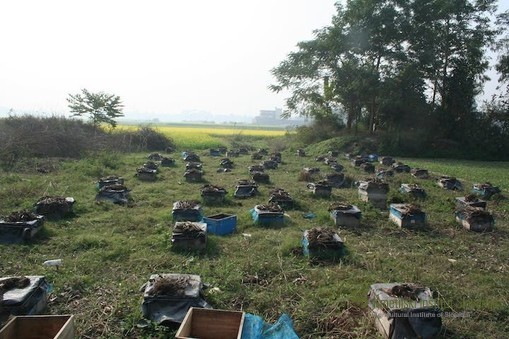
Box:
0, 141, 508, 338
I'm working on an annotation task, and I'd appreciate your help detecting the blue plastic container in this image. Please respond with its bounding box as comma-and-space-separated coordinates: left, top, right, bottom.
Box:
203, 213, 237, 235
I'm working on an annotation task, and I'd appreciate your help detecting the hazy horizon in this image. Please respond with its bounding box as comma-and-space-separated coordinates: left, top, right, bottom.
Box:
0, 0, 338, 121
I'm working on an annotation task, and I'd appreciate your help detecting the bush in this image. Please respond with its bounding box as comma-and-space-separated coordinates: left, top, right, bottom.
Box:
111, 126, 175, 152
0, 116, 175, 168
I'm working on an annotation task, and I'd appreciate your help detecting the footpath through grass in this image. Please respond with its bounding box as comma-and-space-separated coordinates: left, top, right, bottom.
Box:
0, 148, 508, 338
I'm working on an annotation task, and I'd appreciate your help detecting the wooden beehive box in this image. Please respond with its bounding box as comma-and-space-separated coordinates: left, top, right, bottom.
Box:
0, 315, 74, 339
389, 204, 426, 229
176, 307, 244, 339
330, 204, 361, 228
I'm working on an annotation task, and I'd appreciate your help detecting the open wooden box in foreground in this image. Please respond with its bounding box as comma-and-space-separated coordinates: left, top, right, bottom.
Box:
176, 307, 244, 339
0, 315, 74, 339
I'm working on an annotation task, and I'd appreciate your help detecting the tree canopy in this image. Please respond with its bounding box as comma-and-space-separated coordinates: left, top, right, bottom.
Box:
270, 0, 509, 159
67, 89, 124, 128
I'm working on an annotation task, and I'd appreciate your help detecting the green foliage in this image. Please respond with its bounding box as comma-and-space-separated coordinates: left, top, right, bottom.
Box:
67, 88, 124, 128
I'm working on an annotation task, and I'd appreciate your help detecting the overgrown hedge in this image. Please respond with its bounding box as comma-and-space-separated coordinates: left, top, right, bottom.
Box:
0, 115, 174, 167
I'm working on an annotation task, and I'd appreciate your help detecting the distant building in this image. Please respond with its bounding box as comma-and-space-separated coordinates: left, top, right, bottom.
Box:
252, 107, 306, 127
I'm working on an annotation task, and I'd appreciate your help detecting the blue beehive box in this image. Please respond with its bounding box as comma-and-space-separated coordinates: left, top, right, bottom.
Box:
389, 204, 426, 228
251, 205, 284, 226
203, 213, 237, 236
472, 183, 501, 200
302, 228, 344, 260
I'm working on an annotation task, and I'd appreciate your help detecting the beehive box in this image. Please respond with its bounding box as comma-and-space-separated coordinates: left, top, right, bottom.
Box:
0, 215, 45, 242
411, 168, 429, 179
302, 228, 344, 261
389, 204, 426, 228
172, 222, 207, 250
308, 183, 332, 198
34, 197, 75, 218
455, 196, 487, 210
160, 157, 175, 167
172, 202, 202, 222
96, 176, 124, 190
176, 307, 244, 339
184, 170, 203, 182
141, 274, 211, 325
399, 184, 426, 199
95, 186, 130, 204
330, 205, 361, 228
455, 208, 494, 232
136, 168, 157, 181
0, 315, 74, 339
252, 205, 284, 226
0, 276, 49, 324
437, 176, 462, 190
200, 186, 227, 205
471, 183, 501, 199
358, 190, 387, 209
234, 185, 257, 198
379, 156, 395, 166
368, 283, 442, 339
203, 214, 237, 236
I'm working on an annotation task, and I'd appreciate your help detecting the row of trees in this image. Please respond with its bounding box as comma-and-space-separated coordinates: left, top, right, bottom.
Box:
271, 0, 509, 158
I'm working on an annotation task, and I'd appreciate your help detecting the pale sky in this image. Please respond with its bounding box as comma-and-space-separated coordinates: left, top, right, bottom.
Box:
0, 1, 507, 121
0, 0, 337, 120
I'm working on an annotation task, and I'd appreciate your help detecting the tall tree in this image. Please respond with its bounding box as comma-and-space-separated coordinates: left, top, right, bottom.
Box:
67, 89, 124, 129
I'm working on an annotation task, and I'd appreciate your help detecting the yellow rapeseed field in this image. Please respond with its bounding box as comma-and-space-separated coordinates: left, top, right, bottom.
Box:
118, 124, 286, 149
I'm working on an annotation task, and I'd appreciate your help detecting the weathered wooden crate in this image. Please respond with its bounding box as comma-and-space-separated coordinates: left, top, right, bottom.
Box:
200, 186, 227, 204
203, 214, 237, 236
176, 307, 244, 339
455, 208, 494, 232
389, 204, 426, 229
0, 315, 74, 339
330, 204, 361, 228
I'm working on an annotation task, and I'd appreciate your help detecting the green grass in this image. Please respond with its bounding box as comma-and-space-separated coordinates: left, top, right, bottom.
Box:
0, 143, 508, 338
402, 158, 509, 192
